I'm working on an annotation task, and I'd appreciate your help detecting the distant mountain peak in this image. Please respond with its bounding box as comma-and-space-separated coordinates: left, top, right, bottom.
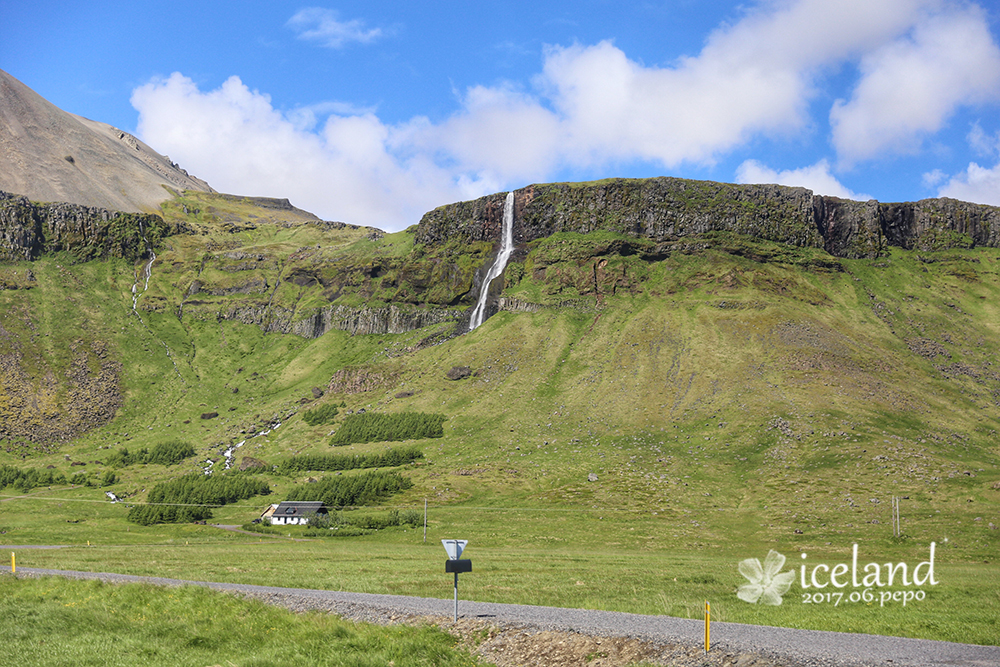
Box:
0, 68, 214, 213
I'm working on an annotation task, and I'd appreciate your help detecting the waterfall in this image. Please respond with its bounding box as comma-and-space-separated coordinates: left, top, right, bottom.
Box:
468, 191, 515, 331
131, 222, 156, 313
128, 222, 184, 381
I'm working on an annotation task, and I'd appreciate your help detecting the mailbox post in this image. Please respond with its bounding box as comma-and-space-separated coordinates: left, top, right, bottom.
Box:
442, 539, 471, 621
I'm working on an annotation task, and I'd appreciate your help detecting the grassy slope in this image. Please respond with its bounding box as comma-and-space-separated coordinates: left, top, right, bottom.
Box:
1, 194, 998, 645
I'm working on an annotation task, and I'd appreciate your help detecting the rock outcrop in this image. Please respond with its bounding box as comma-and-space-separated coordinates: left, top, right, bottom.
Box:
0, 339, 121, 449
291, 304, 463, 338
416, 177, 1000, 259
0, 190, 170, 262
179, 298, 462, 339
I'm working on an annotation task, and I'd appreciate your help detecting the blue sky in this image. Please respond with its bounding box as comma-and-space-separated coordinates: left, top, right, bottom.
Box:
3, 1, 1000, 230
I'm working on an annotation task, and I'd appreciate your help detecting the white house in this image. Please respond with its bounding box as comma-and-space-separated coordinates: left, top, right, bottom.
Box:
267, 501, 327, 525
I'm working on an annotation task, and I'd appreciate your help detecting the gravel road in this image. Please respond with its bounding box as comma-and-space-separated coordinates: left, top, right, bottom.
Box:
12, 567, 1000, 667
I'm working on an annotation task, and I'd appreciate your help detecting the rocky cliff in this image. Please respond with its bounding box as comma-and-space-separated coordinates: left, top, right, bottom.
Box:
179, 300, 462, 339
0, 190, 171, 262
415, 177, 1000, 259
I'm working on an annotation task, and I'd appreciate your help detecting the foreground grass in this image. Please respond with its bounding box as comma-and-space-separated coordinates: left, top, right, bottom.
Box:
9, 529, 999, 646
0, 575, 486, 667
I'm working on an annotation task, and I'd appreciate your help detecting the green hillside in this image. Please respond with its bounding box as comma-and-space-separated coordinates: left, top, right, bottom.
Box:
1, 185, 998, 645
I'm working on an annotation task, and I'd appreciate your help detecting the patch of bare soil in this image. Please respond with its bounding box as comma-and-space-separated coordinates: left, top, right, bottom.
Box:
428, 616, 784, 667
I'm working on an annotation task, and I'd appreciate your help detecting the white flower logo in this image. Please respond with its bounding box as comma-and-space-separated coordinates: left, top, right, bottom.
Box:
737, 549, 795, 605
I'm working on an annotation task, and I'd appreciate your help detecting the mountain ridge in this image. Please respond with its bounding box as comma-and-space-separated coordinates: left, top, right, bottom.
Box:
417, 179, 1000, 260
0, 68, 213, 214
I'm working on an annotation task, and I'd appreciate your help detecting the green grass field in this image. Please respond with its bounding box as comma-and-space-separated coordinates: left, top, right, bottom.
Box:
0, 575, 485, 667
4, 492, 998, 645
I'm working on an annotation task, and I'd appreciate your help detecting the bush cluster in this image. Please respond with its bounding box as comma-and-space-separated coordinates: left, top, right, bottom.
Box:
301, 508, 422, 536
0, 465, 65, 492
302, 525, 368, 537
329, 412, 445, 446
350, 508, 422, 529
127, 474, 271, 525
239, 521, 279, 535
278, 446, 423, 474
285, 470, 412, 508
106, 440, 196, 468
301, 404, 339, 426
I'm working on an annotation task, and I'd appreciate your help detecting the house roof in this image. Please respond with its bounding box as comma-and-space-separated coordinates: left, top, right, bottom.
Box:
273, 500, 327, 516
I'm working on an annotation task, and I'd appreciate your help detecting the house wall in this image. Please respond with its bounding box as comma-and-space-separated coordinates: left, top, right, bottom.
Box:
270, 516, 309, 526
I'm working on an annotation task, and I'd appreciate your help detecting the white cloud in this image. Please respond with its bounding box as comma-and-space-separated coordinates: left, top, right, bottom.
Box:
131, 73, 479, 229
929, 122, 1000, 204
405, 83, 563, 184
287, 8, 383, 48
922, 168, 947, 188
830, 4, 1000, 163
936, 162, 1000, 205
735, 159, 872, 200
967, 121, 1000, 157
527, 1, 944, 168
131, 1, 1000, 229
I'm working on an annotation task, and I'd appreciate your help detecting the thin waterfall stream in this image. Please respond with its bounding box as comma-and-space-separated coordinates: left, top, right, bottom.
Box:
130, 222, 156, 313
129, 222, 183, 381
468, 191, 515, 331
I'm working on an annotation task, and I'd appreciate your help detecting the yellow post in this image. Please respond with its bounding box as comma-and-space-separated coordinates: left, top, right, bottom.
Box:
704, 600, 710, 652
10, 552, 14, 574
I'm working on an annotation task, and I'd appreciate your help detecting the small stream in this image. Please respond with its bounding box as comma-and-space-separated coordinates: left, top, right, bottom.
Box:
201, 420, 282, 475
128, 222, 183, 380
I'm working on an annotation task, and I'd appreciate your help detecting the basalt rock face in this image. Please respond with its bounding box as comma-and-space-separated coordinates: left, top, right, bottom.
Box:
180, 299, 462, 339
879, 198, 1000, 251
417, 178, 820, 251
415, 177, 1000, 259
0, 338, 121, 450
292, 304, 463, 338
815, 196, 1000, 258
0, 190, 172, 262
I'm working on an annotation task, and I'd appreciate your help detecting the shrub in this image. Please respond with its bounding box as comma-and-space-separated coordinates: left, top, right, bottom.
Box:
0, 465, 66, 492
127, 474, 271, 525
302, 404, 339, 426
329, 412, 445, 446
400, 509, 422, 527
278, 446, 423, 474
105, 447, 142, 468
240, 521, 279, 535
302, 508, 421, 536
350, 512, 398, 530
303, 525, 368, 537
107, 440, 195, 468
285, 470, 412, 508
145, 440, 197, 466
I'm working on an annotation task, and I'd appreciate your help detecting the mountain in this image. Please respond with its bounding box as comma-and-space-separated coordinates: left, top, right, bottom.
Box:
0, 75, 998, 624
0, 68, 213, 213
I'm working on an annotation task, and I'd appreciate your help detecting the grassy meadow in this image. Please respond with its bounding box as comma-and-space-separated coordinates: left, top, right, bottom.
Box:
0, 575, 484, 667
1, 192, 999, 650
